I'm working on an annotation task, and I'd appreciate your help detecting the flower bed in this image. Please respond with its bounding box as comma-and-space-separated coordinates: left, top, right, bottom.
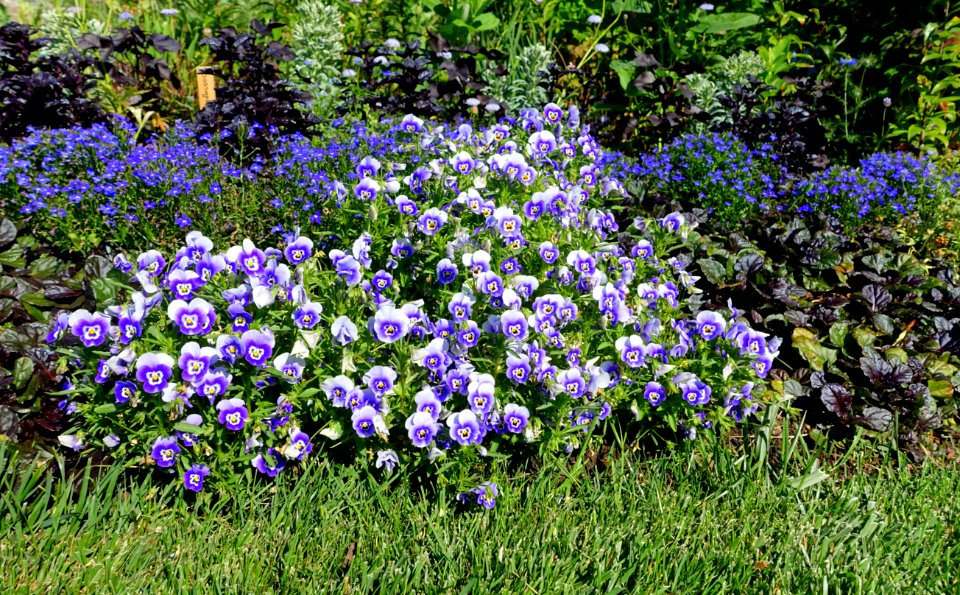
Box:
46, 107, 774, 496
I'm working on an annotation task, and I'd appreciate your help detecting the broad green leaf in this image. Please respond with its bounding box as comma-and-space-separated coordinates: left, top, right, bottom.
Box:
610, 60, 638, 91
928, 380, 954, 398
472, 13, 500, 32
94, 403, 117, 414
0, 244, 26, 268
828, 321, 849, 349
28, 255, 63, 279
690, 12, 760, 34
792, 328, 837, 372
851, 326, 877, 349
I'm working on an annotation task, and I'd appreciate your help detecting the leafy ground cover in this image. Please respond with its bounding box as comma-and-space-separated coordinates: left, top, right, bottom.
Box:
2, 427, 958, 593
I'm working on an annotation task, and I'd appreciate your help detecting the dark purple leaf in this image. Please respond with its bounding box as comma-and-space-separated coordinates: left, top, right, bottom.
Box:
821, 384, 853, 420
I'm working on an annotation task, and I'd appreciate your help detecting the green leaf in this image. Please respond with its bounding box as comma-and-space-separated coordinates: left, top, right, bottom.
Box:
690, 12, 760, 34
174, 422, 211, 435
792, 328, 837, 372
610, 60, 638, 91
928, 380, 954, 398
13, 357, 34, 390
828, 321, 849, 349
472, 13, 500, 32
28, 255, 63, 279
696, 257, 726, 285
0, 244, 26, 268
19, 291, 56, 308
873, 313, 895, 335
94, 403, 117, 414
851, 326, 877, 349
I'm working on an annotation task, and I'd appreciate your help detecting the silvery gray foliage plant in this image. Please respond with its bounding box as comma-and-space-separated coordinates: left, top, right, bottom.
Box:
686, 51, 766, 133
483, 43, 553, 114
288, 0, 344, 115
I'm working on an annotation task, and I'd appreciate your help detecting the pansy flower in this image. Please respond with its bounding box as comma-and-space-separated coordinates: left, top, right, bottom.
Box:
216, 398, 248, 430
556, 368, 586, 398
503, 403, 530, 433
151, 436, 180, 468
216, 335, 243, 364
68, 310, 111, 348
500, 310, 529, 342
227, 239, 266, 275
167, 269, 203, 300
406, 411, 440, 447
167, 298, 216, 336
196, 370, 231, 401
252, 448, 286, 477
293, 302, 323, 330
417, 208, 448, 236
135, 352, 175, 394
284, 427, 314, 461
274, 352, 306, 383
370, 306, 410, 343
183, 464, 210, 493
321, 375, 355, 407
352, 405, 381, 438
696, 311, 727, 341
240, 328, 275, 367
400, 114, 424, 133
447, 410, 483, 446
363, 365, 398, 397
114, 381, 137, 404
178, 342, 217, 383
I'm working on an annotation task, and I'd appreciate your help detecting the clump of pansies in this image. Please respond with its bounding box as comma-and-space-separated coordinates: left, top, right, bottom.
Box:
50, 104, 777, 501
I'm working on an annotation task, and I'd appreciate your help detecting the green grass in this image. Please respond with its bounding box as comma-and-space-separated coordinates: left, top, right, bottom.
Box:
2, 430, 959, 595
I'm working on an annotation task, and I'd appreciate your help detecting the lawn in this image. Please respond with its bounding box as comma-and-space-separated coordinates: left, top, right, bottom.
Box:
3, 437, 958, 594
